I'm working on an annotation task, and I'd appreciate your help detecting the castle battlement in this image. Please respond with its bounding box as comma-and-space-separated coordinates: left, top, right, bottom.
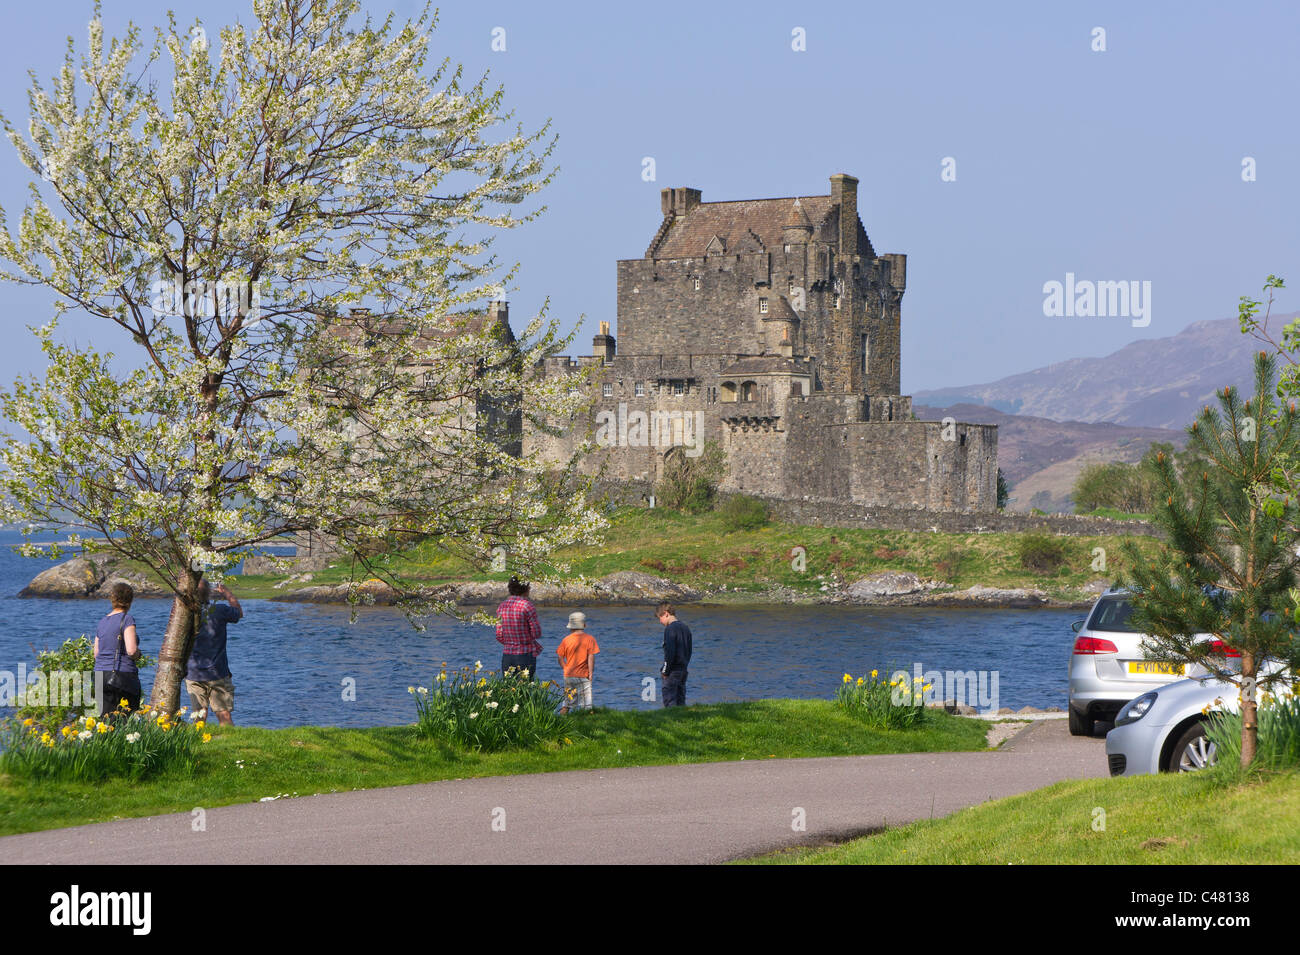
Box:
525, 174, 997, 513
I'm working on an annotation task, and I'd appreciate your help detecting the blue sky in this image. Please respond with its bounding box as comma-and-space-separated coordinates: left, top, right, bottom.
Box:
0, 0, 1297, 393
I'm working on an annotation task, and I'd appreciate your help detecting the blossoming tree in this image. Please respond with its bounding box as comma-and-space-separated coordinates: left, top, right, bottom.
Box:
0, 1, 604, 710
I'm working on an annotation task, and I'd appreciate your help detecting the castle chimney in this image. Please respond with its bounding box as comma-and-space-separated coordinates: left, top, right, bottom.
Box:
660, 187, 702, 218
489, 299, 509, 324
593, 319, 616, 363
830, 173, 859, 259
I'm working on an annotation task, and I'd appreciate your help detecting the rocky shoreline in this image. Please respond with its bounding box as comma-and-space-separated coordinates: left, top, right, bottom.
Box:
19, 558, 1098, 610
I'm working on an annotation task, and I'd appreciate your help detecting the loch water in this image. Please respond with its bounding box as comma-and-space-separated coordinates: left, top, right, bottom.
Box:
0, 534, 1080, 728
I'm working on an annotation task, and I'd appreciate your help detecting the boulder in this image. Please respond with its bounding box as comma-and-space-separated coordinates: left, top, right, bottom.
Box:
846, 571, 936, 599
19, 556, 109, 597
592, 571, 699, 603
91, 568, 170, 599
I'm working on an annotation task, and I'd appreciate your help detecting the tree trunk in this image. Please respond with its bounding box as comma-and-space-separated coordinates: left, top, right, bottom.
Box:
1240, 652, 1258, 769
150, 584, 198, 714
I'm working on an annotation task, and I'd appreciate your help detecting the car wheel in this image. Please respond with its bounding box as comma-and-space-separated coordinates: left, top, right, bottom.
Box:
1068, 707, 1095, 737
1167, 722, 1217, 773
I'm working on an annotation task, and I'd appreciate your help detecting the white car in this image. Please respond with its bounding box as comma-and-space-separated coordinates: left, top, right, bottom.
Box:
1068, 588, 1212, 736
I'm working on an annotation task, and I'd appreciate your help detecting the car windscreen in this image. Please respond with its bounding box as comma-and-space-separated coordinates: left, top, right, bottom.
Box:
1086, 596, 1144, 633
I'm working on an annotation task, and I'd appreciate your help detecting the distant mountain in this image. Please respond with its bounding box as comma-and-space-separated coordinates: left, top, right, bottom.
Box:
915, 403, 1185, 514
915, 314, 1295, 430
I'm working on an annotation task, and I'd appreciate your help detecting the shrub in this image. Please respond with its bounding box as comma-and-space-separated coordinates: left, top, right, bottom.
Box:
413, 664, 570, 751
1206, 694, 1300, 773
1018, 534, 1068, 573
834, 671, 926, 730
0, 705, 210, 782
934, 546, 967, 581
718, 494, 771, 532
655, 441, 725, 514
13, 635, 154, 732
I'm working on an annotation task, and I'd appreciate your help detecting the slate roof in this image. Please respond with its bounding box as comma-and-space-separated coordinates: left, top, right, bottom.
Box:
650, 195, 874, 260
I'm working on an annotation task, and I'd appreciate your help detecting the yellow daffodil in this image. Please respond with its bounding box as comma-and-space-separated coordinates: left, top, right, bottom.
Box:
60, 725, 72, 738
856, 677, 864, 687
22, 717, 33, 727
202, 733, 212, 743
843, 673, 852, 683
871, 669, 878, 678
195, 720, 205, 729
96, 722, 109, 734
84, 716, 96, 729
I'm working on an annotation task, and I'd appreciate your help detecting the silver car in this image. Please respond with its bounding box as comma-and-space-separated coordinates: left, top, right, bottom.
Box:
1105, 659, 1287, 776
1067, 588, 1209, 736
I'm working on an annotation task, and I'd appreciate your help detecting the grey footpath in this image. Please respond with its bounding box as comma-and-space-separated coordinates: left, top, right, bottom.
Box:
1, 720, 1106, 865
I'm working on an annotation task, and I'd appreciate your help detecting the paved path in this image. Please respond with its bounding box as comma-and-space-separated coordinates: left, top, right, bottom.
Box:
1, 721, 1105, 864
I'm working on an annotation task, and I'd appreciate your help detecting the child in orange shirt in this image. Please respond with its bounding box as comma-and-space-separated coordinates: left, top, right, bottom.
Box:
556, 611, 600, 713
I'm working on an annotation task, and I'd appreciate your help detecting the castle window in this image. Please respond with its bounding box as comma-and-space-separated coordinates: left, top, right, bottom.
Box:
602, 383, 613, 398
720, 381, 738, 403
787, 277, 795, 294
759, 298, 768, 314
791, 380, 803, 397
693, 276, 701, 291
862, 334, 870, 374
741, 381, 758, 402
672, 380, 686, 396
634, 381, 645, 398
783, 244, 792, 253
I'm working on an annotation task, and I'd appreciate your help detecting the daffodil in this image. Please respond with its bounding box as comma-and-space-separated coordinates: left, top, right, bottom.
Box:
78, 730, 93, 740
96, 722, 109, 734
126, 732, 141, 743
202, 733, 212, 743
511, 704, 519, 713
469, 712, 479, 719
487, 701, 499, 709
195, 720, 205, 729
856, 677, 864, 687
60, 725, 72, 737
871, 669, 878, 679
843, 673, 852, 683
21, 717, 33, 727
84, 716, 96, 729
474, 660, 483, 672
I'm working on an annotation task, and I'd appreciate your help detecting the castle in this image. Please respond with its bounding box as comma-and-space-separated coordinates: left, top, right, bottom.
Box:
526, 173, 998, 512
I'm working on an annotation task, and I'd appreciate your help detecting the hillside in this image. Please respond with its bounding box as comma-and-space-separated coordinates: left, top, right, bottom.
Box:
916, 403, 1184, 513
915, 314, 1295, 430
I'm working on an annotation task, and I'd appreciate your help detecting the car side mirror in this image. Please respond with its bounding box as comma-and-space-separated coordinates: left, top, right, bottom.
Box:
1071, 619, 1085, 633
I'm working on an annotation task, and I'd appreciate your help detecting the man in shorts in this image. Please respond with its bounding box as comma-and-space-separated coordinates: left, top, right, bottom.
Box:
185, 581, 243, 725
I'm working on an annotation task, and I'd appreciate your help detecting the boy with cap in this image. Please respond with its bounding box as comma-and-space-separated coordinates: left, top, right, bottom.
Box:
556, 611, 599, 713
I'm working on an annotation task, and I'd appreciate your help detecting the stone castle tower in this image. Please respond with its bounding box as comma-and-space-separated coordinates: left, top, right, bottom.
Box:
527, 174, 997, 512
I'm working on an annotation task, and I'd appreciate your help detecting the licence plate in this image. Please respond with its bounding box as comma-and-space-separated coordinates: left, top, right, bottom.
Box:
1128, 661, 1184, 676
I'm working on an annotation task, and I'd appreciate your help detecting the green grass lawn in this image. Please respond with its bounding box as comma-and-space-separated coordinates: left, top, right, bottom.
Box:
0, 700, 987, 837
742, 767, 1300, 864
231, 505, 1160, 601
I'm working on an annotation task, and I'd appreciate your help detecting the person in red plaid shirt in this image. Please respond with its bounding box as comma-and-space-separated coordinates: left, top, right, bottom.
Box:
496, 577, 543, 680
